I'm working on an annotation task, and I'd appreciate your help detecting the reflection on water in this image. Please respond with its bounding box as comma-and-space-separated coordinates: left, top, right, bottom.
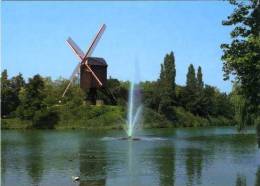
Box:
154, 143, 175, 186
79, 137, 106, 186
1, 127, 259, 186
185, 148, 203, 186
127, 141, 136, 186
235, 174, 247, 186
24, 133, 44, 185
256, 167, 260, 186
257, 136, 260, 148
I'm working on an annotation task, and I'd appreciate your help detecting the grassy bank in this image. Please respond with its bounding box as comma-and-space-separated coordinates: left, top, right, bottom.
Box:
1, 118, 33, 129
1, 105, 235, 130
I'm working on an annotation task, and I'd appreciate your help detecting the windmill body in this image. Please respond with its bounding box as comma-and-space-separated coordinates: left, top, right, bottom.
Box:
80, 57, 107, 91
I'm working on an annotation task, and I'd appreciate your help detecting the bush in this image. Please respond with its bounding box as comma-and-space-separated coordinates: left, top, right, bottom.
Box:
143, 108, 171, 128
33, 109, 59, 129
175, 107, 208, 127
208, 116, 235, 126
256, 116, 260, 134
1, 118, 32, 129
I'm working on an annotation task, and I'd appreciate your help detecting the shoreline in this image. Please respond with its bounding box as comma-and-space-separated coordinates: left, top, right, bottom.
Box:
1, 117, 236, 130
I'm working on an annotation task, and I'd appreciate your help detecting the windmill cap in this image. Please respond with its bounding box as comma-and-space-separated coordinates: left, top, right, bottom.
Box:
87, 57, 107, 66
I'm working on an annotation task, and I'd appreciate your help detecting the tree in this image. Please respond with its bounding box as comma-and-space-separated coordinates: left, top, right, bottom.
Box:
158, 52, 177, 120
164, 52, 176, 90
221, 0, 260, 113
16, 74, 46, 120
186, 64, 197, 92
215, 93, 234, 119
10, 73, 25, 110
230, 84, 254, 131
10, 73, 25, 92
1, 70, 12, 116
197, 66, 204, 90
184, 64, 198, 113
158, 51, 176, 94
141, 81, 161, 111
1, 70, 24, 117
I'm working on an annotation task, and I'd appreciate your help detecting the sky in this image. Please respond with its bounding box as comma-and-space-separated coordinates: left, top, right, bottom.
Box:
2, 1, 235, 92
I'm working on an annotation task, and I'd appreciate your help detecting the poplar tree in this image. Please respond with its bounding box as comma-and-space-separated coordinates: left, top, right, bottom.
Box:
184, 64, 198, 113
186, 64, 197, 92
197, 66, 204, 90
158, 51, 177, 120
159, 51, 176, 91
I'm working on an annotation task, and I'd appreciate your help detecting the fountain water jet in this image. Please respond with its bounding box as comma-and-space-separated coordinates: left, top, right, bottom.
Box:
123, 60, 142, 139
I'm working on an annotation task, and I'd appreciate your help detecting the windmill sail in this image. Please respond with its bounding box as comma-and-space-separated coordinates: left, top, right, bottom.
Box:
61, 63, 80, 98
82, 24, 106, 64
66, 37, 85, 60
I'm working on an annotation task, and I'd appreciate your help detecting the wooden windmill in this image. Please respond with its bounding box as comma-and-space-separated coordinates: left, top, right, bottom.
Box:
61, 24, 116, 105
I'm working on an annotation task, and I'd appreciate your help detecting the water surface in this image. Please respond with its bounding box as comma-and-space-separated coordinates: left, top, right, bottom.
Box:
2, 127, 260, 186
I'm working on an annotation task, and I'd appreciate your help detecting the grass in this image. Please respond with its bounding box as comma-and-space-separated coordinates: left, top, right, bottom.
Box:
1, 118, 32, 129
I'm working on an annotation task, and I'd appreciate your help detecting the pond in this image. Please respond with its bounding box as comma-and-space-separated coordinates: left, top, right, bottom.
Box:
2, 127, 260, 186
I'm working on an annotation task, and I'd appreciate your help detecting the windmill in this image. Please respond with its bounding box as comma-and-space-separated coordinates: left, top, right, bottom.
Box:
61, 24, 116, 105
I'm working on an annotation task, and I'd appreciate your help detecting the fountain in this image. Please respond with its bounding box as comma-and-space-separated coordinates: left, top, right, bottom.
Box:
122, 59, 143, 140
124, 81, 142, 139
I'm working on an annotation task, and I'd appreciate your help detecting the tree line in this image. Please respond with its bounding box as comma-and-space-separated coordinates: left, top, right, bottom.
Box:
141, 52, 234, 124
1, 55, 236, 129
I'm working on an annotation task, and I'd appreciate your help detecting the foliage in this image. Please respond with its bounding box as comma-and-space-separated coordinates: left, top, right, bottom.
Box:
16, 75, 46, 120
184, 64, 198, 113
1, 70, 25, 117
141, 81, 161, 111
256, 116, 260, 133
54, 105, 125, 129
175, 107, 208, 127
32, 108, 59, 129
230, 83, 258, 131
1, 118, 32, 129
221, 0, 260, 113
159, 51, 176, 91
142, 107, 171, 128
197, 66, 204, 90
158, 52, 177, 120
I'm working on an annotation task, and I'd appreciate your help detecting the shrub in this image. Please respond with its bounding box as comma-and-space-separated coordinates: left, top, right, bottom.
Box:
143, 108, 171, 128
175, 107, 208, 127
33, 109, 59, 129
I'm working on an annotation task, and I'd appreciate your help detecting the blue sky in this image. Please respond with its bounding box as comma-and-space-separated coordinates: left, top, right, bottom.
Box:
2, 1, 234, 92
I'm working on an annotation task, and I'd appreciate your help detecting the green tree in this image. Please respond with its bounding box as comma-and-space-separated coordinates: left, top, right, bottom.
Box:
141, 81, 161, 111
10, 73, 25, 111
215, 92, 234, 119
221, 0, 260, 113
158, 52, 177, 120
197, 66, 204, 90
10, 73, 25, 92
1, 70, 24, 117
230, 85, 253, 131
201, 85, 217, 116
184, 64, 198, 113
16, 74, 46, 120
1, 70, 12, 116
186, 64, 197, 92
163, 52, 176, 90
